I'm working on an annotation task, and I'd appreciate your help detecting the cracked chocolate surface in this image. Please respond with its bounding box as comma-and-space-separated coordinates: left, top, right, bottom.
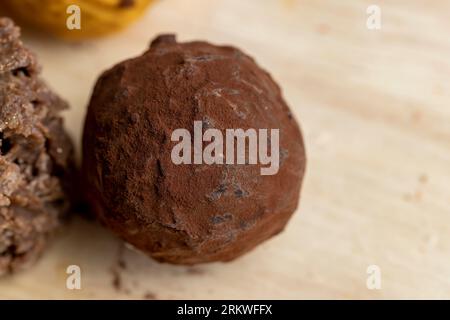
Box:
0, 18, 74, 275
82, 34, 306, 264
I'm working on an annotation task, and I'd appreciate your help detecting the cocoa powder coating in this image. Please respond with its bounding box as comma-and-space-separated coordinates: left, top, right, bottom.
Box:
0, 18, 74, 275
82, 35, 306, 264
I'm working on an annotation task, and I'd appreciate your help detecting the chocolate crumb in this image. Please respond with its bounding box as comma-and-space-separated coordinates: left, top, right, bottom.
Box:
143, 292, 157, 300
111, 268, 122, 291
111, 242, 127, 291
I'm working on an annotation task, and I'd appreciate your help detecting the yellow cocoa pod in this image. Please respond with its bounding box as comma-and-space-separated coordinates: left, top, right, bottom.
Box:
0, 0, 153, 40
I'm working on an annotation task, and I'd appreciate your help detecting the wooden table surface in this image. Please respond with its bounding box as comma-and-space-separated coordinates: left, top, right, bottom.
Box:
1, 0, 449, 299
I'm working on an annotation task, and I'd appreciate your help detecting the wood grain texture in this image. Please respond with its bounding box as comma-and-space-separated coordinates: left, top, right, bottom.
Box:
0, 0, 449, 299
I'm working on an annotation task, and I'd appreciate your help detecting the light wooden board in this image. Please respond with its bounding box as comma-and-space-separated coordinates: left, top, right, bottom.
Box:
1, 0, 449, 299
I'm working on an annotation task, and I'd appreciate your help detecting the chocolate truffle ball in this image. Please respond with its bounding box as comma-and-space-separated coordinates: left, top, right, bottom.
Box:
82, 35, 306, 264
0, 18, 74, 275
